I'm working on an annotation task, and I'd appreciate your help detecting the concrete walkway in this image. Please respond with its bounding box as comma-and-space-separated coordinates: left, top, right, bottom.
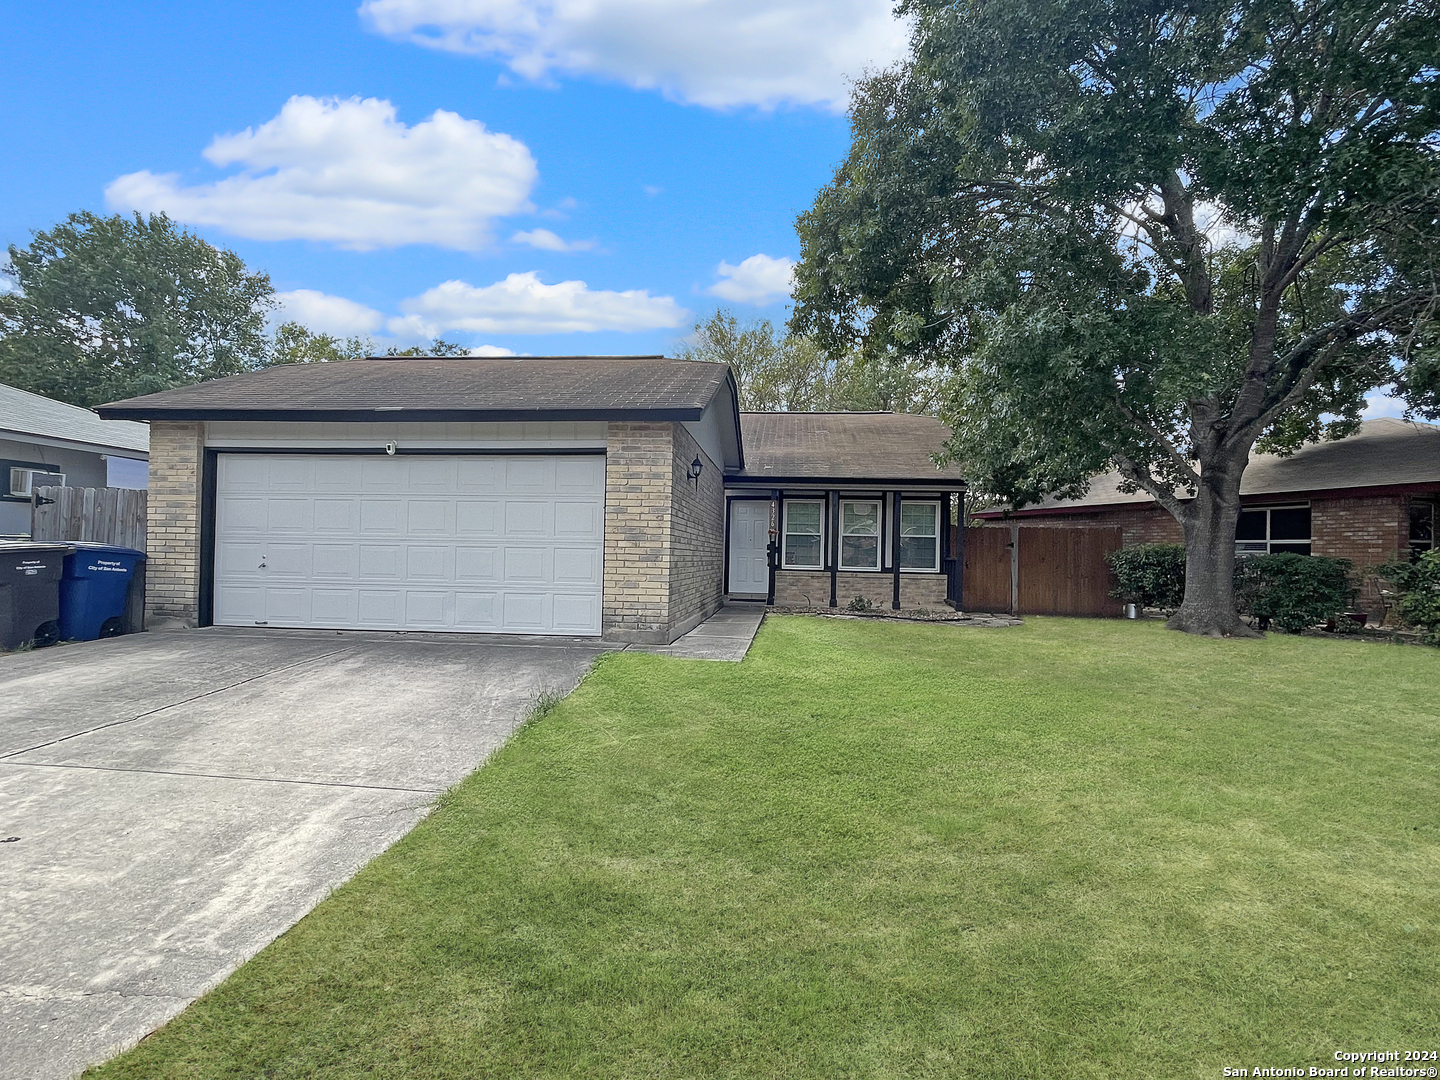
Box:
0, 629, 606, 1080
625, 603, 765, 661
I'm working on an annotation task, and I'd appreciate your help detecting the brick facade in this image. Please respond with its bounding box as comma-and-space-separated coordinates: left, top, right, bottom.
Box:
668, 424, 725, 638
773, 569, 949, 610
145, 421, 204, 625
602, 421, 725, 643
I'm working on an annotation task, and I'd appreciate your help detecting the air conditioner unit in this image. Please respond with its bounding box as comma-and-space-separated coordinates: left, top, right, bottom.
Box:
9, 468, 66, 497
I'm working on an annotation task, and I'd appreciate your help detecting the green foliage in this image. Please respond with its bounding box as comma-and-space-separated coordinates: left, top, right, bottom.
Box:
1374, 550, 1440, 642
1105, 544, 1187, 612
0, 212, 275, 406
270, 323, 472, 365
845, 594, 878, 613
1234, 554, 1354, 633
679, 309, 947, 413
791, 0, 1440, 632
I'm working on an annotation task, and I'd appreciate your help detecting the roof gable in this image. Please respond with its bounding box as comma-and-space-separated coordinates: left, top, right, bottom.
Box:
0, 383, 149, 455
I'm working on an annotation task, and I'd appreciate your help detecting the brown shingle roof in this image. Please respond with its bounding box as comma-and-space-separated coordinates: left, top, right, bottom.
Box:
978, 417, 1440, 515
95, 356, 733, 422
729, 412, 966, 485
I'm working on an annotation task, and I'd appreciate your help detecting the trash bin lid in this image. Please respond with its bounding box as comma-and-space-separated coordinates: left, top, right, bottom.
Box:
0, 541, 76, 554
64, 541, 146, 558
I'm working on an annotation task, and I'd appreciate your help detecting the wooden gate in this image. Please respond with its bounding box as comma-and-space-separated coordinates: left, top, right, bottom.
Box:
963, 525, 1123, 617
31, 486, 148, 551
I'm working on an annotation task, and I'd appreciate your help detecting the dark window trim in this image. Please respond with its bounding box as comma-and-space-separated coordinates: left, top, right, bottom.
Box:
780, 496, 826, 571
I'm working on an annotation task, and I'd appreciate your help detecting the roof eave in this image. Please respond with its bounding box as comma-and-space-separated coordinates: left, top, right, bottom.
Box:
94, 405, 712, 423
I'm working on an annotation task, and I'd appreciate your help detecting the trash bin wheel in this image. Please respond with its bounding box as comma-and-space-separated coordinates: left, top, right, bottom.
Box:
32, 621, 60, 648
99, 616, 126, 639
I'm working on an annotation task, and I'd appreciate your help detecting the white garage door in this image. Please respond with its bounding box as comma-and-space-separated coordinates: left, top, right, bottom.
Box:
214, 453, 605, 635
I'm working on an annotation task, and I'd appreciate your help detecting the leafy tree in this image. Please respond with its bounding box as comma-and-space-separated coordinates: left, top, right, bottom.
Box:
0, 212, 275, 406
270, 322, 473, 364
679, 309, 947, 413
792, 0, 1440, 636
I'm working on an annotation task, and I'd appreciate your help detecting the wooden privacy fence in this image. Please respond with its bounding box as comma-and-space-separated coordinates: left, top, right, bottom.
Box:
31, 486, 148, 552
962, 524, 1124, 617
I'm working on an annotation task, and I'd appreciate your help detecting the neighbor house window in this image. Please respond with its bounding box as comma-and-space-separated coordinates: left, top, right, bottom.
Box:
899, 501, 940, 571
1410, 501, 1435, 561
783, 500, 824, 569
1236, 505, 1311, 555
840, 500, 881, 570
8, 467, 65, 497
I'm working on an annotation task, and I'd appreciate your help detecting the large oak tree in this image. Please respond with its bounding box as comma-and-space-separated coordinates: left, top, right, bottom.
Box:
792, 0, 1440, 636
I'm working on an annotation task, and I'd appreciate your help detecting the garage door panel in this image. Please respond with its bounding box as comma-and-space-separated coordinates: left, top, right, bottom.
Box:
313, 498, 358, 532
311, 588, 358, 623
503, 547, 548, 582
314, 458, 364, 490
457, 458, 504, 490
219, 497, 268, 533
554, 501, 601, 538
360, 500, 405, 534
506, 457, 551, 491
502, 593, 547, 629
454, 592, 499, 628
556, 456, 604, 491
312, 544, 359, 578
216, 542, 265, 577
455, 546, 499, 581
406, 500, 452, 535
554, 547, 600, 584
215, 453, 602, 635
406, 546, 451, 580
553, 594, 599, 633
504, 501, 549, 537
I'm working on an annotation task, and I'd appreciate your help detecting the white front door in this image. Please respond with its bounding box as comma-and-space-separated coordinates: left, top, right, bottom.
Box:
213, 453, 605, 635
727, 499, 770, 596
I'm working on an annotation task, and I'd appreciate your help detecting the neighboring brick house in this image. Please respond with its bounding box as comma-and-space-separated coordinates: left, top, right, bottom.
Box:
98, 357, 965, 643
972, 418, 1440, 617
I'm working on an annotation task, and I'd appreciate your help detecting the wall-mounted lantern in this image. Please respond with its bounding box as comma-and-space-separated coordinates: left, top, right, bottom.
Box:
687, 455, 704, 491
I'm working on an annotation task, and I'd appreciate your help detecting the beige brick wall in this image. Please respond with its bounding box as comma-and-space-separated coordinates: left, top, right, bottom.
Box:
145, 420, 204, 624
602, 422, 674, 642
668, 424, 724, 635
774, 569, 949, 610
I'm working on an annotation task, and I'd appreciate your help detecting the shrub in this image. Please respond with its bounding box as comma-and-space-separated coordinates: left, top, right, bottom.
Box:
846, 595, 877, 613
1234, 553, 1353, 633
1105, 544, 1187, 612
1373, 550, 1440, 643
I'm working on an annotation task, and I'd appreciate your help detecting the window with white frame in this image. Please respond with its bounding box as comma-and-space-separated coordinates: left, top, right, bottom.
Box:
9, 467, 65, 497
782, 500, 824, 569
1236, 504, 1311, 555
840, 500, 881, 570
899, 501, 940, 570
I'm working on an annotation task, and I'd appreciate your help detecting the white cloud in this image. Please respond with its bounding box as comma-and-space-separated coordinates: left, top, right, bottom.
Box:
468, 344, 518, 356
275, 289, 386, 336
511, 227, 595, 252
392, 271, 687, 334
106, 96, 537, 251
708, 254, 795, 305
358, 0, 909, 111
1362, 388, 1408, 420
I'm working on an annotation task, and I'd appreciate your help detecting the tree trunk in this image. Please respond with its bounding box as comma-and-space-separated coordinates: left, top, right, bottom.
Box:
1166, 465, 1262, 638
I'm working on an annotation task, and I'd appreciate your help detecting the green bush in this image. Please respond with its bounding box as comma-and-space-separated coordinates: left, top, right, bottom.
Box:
1234, 553, 1353, 633
1374, 550, 1440, 643
1105, 544, 1187, 612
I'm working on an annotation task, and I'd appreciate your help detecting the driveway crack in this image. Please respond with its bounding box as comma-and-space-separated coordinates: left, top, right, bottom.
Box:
0, 646, 362, 761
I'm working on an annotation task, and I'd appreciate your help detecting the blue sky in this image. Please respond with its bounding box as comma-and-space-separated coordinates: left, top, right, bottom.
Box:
1, 0, 908, 356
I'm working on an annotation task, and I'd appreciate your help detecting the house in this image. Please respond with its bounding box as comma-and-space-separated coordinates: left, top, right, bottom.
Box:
0, 383, 150, 538
972, 417, 1440, 614
96, 356, 966, 643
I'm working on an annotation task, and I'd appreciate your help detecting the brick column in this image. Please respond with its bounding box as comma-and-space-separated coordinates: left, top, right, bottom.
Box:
603, 422, 674, 642
145, 420, 204, 625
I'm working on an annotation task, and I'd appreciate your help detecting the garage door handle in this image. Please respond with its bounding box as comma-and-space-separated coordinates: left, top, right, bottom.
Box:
259, 556, 267, 568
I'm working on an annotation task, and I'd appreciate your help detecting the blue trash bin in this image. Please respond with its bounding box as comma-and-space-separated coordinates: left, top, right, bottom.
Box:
59, 543, 147, 642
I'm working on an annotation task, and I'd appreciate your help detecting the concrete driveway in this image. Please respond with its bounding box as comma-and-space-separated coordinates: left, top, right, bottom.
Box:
0, 628, 607, 1080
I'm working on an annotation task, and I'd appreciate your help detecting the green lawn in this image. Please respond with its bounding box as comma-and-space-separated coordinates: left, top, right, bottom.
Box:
90, 617, 1439, 1080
